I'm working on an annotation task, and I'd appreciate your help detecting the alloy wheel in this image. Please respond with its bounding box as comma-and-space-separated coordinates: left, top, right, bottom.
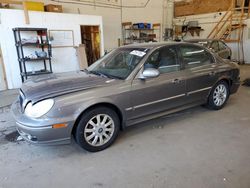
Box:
84, 114, 115, 147
213, 84, 227, 106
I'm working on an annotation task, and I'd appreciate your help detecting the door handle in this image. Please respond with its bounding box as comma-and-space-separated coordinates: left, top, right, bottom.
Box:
172, 78, 181, 84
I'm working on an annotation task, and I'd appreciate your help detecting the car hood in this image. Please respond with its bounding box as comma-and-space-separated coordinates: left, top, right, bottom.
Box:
21, 71, 118, 103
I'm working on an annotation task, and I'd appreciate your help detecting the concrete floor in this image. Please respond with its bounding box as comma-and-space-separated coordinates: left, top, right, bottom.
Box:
0, 89, 18, 108
0, 65, 250, 188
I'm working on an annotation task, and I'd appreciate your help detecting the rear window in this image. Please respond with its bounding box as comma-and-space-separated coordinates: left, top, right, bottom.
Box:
180, 45, 214, 68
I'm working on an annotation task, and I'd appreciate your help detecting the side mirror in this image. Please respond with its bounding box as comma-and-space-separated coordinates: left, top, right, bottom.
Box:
139, 68, 160, 79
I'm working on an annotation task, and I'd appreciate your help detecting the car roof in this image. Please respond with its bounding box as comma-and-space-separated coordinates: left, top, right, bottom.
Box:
119, 41, 187, 49
185, 39, 218, 43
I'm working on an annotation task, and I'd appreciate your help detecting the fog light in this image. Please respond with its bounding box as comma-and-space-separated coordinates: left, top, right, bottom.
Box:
27, 135, 37, 141
18, 129, 37, 141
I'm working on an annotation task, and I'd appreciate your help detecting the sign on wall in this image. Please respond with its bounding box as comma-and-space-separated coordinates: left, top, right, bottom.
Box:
49, 30, 75, 48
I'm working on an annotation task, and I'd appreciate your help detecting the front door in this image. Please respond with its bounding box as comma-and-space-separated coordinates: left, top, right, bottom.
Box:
128, 46, 187, 120
178, 44, 219, 104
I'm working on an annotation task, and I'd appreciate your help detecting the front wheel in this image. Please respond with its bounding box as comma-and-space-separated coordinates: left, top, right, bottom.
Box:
75, 107, 120, 152
207, 81, 229, 110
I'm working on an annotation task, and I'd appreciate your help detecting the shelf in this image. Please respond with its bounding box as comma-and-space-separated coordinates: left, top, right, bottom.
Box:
21, 70, 52, 77
21, 57, 50, 62
187, 27, 204, 37
125, 28, 154, 31
122, 22, 161, 45
13, 28, 47, 31
13, 27, 53, 83
125, 38, 155, 41
16, 42, 50, 47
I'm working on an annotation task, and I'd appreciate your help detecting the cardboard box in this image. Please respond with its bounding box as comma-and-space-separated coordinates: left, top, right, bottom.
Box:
44, 4, 63, 13
25, 1, 44, 11
76, 44, 88, 69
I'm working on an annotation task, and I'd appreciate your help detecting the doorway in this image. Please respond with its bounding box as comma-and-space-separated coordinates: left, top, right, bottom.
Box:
80, 25, 101, 66
0, 45, 7, 91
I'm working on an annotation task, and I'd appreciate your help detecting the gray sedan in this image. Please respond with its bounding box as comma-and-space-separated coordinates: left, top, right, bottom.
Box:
185, 39, 232, 60
12, 42, 240, 152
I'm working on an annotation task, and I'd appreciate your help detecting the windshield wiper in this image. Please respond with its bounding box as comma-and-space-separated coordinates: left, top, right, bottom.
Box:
89, 70, 108, 78
89, 70, 123, 80
104, 74, 123, 80
81, 68, 89, 73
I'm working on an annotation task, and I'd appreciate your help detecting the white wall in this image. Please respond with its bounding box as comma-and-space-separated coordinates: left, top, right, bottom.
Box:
8, 0, 123, 52
0, 9, 104, 89
62, 4, 122, 51
0, 0, 168, 90
122, 0, 164, 24
8, 0, 166, 50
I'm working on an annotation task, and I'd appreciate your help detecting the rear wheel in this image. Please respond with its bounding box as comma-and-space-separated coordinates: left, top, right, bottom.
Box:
207, 81, 229, 110
75, 107, 120, 152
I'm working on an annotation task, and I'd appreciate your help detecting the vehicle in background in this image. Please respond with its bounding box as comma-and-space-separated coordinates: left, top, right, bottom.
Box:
185, 39, 232, 60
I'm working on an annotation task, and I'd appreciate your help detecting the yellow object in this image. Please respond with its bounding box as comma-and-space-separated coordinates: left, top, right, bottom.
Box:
25, 1, 44, 11
52, 123, 68, 129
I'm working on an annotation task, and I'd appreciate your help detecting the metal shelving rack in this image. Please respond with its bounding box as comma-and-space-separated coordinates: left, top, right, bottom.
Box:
122, 22, 161, 45
13, 27, 52, 82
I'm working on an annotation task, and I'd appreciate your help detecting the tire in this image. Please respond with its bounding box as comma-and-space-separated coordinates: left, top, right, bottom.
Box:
75, 107, 120, 152
207, 80, 230, 110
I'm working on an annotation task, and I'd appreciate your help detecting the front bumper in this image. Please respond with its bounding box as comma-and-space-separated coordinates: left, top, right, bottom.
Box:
11, 100, 74, 145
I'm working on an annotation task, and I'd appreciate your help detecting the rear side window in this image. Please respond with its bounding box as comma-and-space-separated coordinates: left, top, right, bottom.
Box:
180, 45, 214, 69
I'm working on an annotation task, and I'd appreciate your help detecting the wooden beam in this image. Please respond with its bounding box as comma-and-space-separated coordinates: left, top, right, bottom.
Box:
0, 45, 8, 90
122, 22, 132, 27
248, 1, 250, 18
153, 23, 161, 28
0, 0, 22, 4
22, 1, 30, 24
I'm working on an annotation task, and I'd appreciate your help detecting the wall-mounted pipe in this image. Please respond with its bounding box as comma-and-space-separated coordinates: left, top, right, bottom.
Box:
163, 0, 174, 40
163, 0, 174, 29
51, 0, 151, 9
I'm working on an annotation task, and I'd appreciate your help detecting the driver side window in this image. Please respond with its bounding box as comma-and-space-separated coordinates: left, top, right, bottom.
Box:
144, 47, 180, 74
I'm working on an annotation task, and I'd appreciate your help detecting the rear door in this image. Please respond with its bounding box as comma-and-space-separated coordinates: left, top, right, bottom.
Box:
127, 46, 187, 120
178, 44, 219, 104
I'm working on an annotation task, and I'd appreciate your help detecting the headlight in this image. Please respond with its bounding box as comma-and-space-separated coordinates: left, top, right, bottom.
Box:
24, 99, 54, 118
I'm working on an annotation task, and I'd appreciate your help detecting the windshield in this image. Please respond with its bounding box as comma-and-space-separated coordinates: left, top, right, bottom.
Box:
87, 48, 149, 79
